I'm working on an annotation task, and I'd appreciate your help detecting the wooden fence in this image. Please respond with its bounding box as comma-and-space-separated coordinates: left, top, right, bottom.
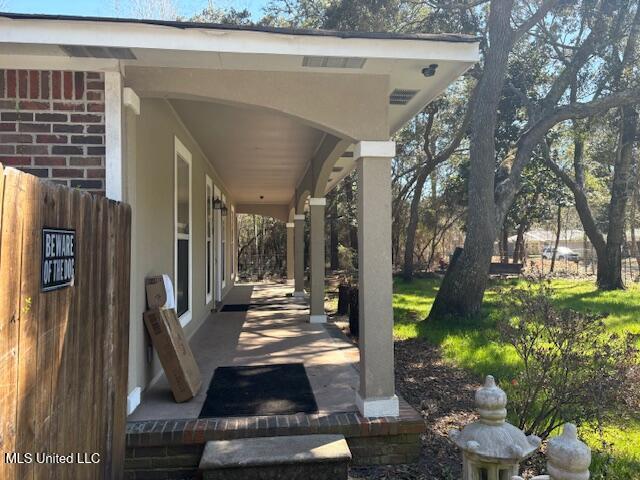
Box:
0, 164, 131, 479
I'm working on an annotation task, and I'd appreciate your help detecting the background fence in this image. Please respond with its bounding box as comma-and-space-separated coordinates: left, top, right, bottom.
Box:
0, 165, 131, 479
238, 253, 286, 280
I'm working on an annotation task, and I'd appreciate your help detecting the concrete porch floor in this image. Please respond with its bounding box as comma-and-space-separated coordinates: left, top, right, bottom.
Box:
128, 282, 361, 422
125, 282, 425, 477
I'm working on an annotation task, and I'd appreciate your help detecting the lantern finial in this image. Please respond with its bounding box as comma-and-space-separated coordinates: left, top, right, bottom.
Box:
546, 423, 591, 480
475, 375, 507, 425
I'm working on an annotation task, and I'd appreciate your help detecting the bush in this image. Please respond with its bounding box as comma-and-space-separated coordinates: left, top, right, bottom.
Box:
496, 281, 638, 440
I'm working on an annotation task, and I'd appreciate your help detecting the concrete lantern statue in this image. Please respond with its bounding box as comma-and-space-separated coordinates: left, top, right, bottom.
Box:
512, 423, 592, 480
449, 375, 541, 480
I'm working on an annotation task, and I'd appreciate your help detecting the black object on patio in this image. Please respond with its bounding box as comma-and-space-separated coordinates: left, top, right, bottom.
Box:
199, 364, 318, 418
348, 287, 359, 338
220, 304, 250, 312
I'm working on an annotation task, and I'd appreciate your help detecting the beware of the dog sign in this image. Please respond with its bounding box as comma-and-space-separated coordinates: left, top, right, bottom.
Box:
41, 228, 76, 292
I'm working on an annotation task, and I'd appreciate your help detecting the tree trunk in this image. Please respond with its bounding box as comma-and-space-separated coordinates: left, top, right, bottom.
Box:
343, 174, 358, 261
403, 166, 429, 281
329, 193, 339, 271
631, 171, 640, 270
599, 106, 637, 289
500, 227, 509, 263
550, 206, 562, 273
429, 0, 514, 319
512, 223, 526, 263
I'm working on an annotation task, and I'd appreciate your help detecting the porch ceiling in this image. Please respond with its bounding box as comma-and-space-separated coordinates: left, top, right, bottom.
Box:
170, 99, 326, 205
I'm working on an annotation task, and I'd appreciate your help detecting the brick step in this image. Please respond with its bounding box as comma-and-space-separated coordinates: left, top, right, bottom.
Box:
199, 434, 352, 480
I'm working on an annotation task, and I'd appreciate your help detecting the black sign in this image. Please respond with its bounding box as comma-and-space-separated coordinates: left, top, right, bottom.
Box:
41, 228, 75, 292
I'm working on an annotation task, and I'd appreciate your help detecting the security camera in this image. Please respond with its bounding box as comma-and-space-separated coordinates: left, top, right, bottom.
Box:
422, 64, 439, 77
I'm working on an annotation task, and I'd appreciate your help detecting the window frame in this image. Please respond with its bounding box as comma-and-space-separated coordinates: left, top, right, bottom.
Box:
205, 174, 214, 305
221, 194, 227, 289
174, 136, 193, 327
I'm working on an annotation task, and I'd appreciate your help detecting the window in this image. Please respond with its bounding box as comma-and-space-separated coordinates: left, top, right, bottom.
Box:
174, 137, 192, 326
221, 194, 227, 288
498, 470, 511, 480
205, 175, 213, 304
231, 206, 235, 277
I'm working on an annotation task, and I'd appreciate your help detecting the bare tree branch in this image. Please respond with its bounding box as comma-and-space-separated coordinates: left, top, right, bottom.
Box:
513, 0, 563, 40
541, 144, 607, 253
496, 87, 640, 211
424, 0, 489, 10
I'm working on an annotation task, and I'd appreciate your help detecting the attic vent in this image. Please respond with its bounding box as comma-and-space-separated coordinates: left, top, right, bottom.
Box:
60, 45, 137, 60
332, 166, 344, 172
302, 56, 366, 69
389, 89, 419, 105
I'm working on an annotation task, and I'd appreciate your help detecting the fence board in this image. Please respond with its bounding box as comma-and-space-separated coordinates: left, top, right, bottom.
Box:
0, 165, 131, 480
33, 182, 58, 478
15, 172, 41, 480
0, 167, 22, 480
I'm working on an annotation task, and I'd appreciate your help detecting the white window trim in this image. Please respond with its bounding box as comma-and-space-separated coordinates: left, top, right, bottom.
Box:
205, 174, 213, 305
231, 205, 236, 278
214, 185, 222, 302
174, 136, 193, 327
222, 193, 227, 289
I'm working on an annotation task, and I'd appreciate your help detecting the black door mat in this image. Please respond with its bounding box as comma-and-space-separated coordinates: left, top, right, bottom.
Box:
220, 304, 250, 312
249, 303, 308, 310
199, 363, 318, 418
250, 300, 297, 306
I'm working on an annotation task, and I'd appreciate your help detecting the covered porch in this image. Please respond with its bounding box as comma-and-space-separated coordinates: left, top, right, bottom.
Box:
125, 282, 424, 477
105, 20, 479, 422
129, 282, 361, 421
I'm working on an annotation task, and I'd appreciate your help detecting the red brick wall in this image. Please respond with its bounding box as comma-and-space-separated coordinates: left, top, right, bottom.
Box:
0, 70, 106, 195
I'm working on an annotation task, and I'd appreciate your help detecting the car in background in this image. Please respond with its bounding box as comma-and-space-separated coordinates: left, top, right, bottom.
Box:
542, 246, 580, 261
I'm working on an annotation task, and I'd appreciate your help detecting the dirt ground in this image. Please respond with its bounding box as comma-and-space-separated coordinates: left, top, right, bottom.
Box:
323, 283, 546, 479
343, 334, 545, 479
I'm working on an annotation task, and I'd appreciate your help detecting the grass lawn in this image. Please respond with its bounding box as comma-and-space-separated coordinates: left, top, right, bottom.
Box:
392, 277, 640, 479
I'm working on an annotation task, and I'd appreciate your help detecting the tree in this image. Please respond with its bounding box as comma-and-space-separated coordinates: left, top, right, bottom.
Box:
400, 93, 470, 280
113, 0, 178, 20
189, 2, 254, 25
545, 3, 640, 289
506, 156, 571, 264
429, 0, 640, 319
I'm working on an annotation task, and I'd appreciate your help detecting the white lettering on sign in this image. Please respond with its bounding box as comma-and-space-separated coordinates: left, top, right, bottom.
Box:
41, 228, 76, 292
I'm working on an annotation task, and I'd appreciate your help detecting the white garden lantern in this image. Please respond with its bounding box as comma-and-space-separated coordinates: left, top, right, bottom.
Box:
512, 423, 592, 480
449, 375, 541, 480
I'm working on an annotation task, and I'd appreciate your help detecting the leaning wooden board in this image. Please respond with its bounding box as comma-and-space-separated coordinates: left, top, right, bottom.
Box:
143, 308, 202, 403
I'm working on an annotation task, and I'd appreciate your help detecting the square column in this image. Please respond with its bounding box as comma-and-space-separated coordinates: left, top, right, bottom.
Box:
355, 140, 399, 417
286, 222, 295, 284
309, 198, 326, 323
293, 214, 306, 297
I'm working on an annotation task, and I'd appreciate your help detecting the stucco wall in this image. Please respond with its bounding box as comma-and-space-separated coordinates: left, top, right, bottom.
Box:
128, 98, 235, 400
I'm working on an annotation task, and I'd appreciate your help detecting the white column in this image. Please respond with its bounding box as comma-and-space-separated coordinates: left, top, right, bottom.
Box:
105, 71, 124, 201
286, 222, 295, 284
122, 86, 141, 414
355, 140, 399, 417
309, 197, 326, 323
293, 214, 306, 297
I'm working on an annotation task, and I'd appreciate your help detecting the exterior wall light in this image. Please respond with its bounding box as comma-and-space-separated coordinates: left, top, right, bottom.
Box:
221, 205, 228, 216
213, 198, 223, 210
422, 64, 439, 77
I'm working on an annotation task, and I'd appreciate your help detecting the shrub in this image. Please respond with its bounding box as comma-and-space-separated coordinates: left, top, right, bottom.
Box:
338, 244, 357, 283
496, 281, 638, 440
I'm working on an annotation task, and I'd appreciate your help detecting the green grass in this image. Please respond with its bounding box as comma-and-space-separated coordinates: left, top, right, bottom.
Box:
392, 277, 640, 479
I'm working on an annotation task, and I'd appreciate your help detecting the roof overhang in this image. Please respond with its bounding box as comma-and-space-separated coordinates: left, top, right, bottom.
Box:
0, 13, 480, 204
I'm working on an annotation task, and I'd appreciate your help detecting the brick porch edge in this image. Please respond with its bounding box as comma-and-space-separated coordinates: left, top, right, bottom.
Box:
125, 400, 426, 479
